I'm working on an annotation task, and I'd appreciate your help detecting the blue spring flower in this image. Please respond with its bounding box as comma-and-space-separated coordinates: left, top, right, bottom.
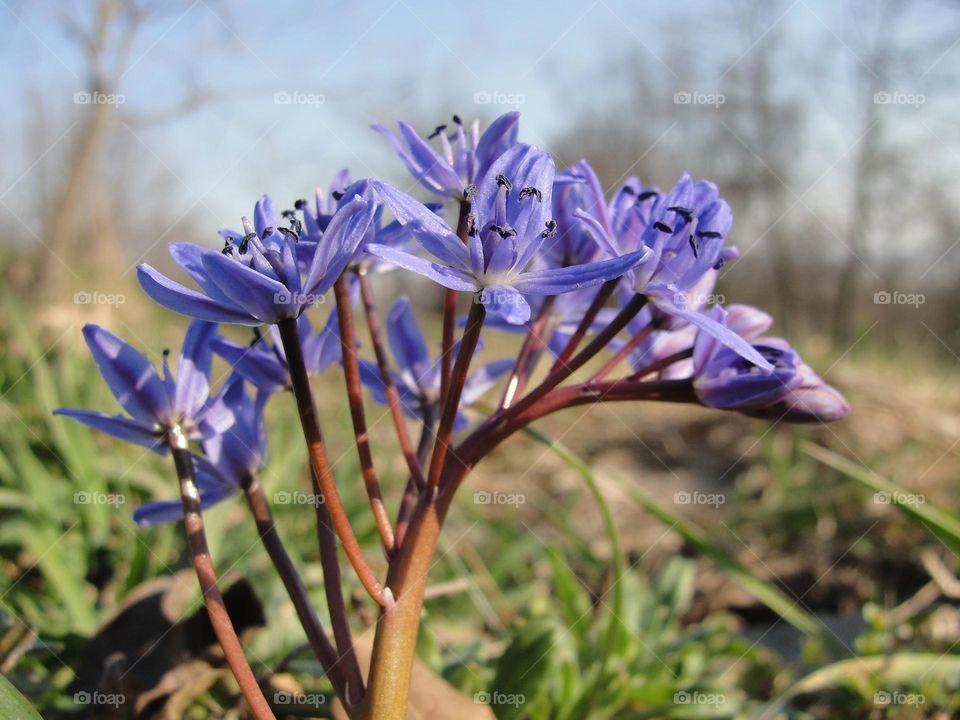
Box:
366, 144, 650, 324
55, 321, 233, 453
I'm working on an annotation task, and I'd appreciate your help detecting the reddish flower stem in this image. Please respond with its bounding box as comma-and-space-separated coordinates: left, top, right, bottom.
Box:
168, 430, 275, 720
439, 201, 471, 405
277, 317, 390, 609
394, 410, 435, 550
357, 271, 426, 490
428, 300, 486, 490
550, 278, 619, 372
240, 473, 345, 696
591, 324, 654, 382
628, 347, 694, 380
500, 295, 556, 409
334, 276, 395, 554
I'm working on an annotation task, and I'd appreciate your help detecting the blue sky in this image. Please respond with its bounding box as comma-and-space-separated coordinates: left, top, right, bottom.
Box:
1, 0, 957, 257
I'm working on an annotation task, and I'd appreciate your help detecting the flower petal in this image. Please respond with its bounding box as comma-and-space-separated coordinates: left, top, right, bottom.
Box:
175, 321, 217, 420
54, 409, 166, 453
514, 248, 649, 295
81, 324, 170, 424
138, 264, 260, 325
202, 253, 292, 324
478, 285, 530, 324
365, 244, 478, 291
303, 195, 376, 297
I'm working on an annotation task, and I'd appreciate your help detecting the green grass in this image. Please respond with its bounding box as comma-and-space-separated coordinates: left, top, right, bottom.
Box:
2, 296, 960, 718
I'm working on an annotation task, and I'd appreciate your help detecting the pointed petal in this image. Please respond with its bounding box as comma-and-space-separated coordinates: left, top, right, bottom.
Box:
387, 297, 431, 384
365, 244, 477, 291
303, 195, 376, 296
202, 253, 292, 324
82, 324, 170, 424
54, 409, 166, 453
212, 337, 289, 394
138, 264, 260, 325
175, 321, 217, 420
474, 111, 520, 181
478, 285, 530, 324
514, 248, 649, 295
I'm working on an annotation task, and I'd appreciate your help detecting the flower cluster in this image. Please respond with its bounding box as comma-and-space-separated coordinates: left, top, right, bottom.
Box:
56, 110, 850, 713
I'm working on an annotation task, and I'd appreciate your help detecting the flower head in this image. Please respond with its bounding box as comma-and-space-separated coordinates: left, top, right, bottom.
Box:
137, 192, 376, 326
692, 306, 849, 421
367, 144, 649, 324
55, 322, 233, 453
358, 296, 512, 428
373, 112, 520, 200
133, 378, 267, 526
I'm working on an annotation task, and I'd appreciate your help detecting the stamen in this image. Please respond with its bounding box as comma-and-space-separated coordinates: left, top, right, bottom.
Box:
260, 226, 274, 239
489, 224, 516, 238
427, 124, 447, 139
541, 219, 558, 238
463, 184, 478, 201
697, 230, 722, 239
332, 190, 344, 201
239, 232, 257, 254
281, 209, 296, 219
668, 206, 694, 222
496, 174, 513, 192
637, 190, 659, 201
452, 114, 462, 125
294, 198, 308, 210
466, 213, 478, 236
621, 185, 636, 195
653, 221, 673, 233
713, 259, 725, 270
518, 186, 542, 202
689, 235, 700, 257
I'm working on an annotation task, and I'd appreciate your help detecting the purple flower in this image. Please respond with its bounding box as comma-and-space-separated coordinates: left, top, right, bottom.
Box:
55, 322, 233, 454
546, 160, 608, 268
211, 310, 342, 395
572, 168, 771, 370
298, 172, 444, 272
137, 193, 376, 326
358, 297, 512, 428
691, 306, 849, 421
373, 113, 520, 200
133, 379, 267, 526
366, 144, 650, 324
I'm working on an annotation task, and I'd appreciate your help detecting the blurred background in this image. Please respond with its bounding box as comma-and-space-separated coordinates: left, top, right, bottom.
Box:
2, 1, 960, 718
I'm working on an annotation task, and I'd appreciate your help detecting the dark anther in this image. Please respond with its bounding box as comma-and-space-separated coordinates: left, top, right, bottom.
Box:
519, 186, 542, 202
668, 206, 694, 222
289, 218, 303, 235
162, 348, 171, 358
279, 227, 299, 242
221, 243, 235, 256
489, 224, 516, 238
281, 209, 296, 219
496, 174, 513, 192
541, 219, 558, 238
239, 232, 257, 253
428, 124, 447, 139
467, 213, 478, 236
260, 226, 274, 239
713, 259, 725, 270
637, 190, 659, 201
621, 185, 636, 195
332, 190, 344, 201
452, 114, 462, 125
294, 198, 308, 210
463, 184, 478, 201
653, 221, 673, 233
697, 230, 722, 239
689, 235, 700, 257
